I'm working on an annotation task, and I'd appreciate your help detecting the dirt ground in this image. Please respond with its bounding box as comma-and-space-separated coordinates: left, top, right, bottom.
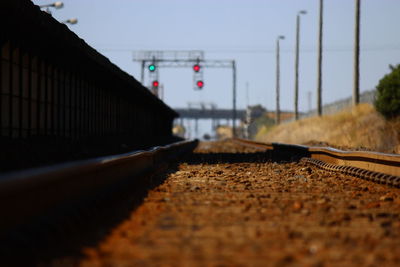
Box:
54, 140, 400, 266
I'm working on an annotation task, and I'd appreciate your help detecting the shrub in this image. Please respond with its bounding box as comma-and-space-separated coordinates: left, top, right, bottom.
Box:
375, 64, 400, 119
248, 114, 275, 138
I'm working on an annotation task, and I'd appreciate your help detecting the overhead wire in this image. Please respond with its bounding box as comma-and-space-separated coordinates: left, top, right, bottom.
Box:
95, 44, 400, 54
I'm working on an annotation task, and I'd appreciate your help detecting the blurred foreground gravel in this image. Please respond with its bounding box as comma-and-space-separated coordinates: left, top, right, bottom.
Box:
75, 140, 400, 266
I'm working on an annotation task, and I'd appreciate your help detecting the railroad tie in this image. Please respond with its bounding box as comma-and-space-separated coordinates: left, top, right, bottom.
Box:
300, 157, 400, 188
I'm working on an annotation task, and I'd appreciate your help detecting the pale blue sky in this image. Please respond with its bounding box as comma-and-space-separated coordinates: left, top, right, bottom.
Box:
33, 0, 400, 113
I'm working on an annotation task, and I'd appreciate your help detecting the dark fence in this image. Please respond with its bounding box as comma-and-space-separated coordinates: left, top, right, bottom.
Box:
0, 0, 177, 143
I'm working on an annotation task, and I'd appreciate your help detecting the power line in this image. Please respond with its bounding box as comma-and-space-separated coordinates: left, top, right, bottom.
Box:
96, 44, 400, 54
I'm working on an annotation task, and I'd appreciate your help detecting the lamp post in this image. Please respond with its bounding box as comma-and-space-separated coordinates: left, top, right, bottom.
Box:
294, 10, 307, 120
276, 35, 285, 125
62, 18, 78, 25
232, 60, 237, 137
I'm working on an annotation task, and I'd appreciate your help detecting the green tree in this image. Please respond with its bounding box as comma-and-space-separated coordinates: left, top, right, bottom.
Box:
375, 64, 400, 119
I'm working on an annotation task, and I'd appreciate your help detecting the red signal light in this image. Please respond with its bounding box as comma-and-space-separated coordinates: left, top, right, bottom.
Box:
152, 80, 159, 88
193, 64, 201, 72
196, 80, 204, 88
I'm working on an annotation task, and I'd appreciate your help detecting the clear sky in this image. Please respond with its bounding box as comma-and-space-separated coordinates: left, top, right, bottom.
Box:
33, 0, 400, 114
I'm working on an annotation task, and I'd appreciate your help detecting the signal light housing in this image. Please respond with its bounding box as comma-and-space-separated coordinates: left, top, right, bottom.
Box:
152, 80, 159, 88
193, 64, 201, 72
148, 64, 156, 72
196, 80, 204, 89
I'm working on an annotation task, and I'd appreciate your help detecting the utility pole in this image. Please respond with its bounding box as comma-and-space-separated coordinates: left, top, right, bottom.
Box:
294, 10, 307, 120
317, 0, 323, 116
232, 60, 237, 137
353, 0, 361, 105
244, 82, 250, 139
276, 36, 285, 125
140, 60, 145, 84
245, 82, 249, 108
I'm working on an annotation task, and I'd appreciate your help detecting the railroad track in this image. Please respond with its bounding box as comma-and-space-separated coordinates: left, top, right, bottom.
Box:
233, 138, 400, 187
2, 138, 400, 266
0, 139, 198, 265
0, 140, 198, 232
73, 139, 399, 266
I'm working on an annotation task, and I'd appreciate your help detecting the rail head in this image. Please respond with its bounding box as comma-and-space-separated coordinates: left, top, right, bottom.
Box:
0, 139, 198, 234
233, 138, 400, 177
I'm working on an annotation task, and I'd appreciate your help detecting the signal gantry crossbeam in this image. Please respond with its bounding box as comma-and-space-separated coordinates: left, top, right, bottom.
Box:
147, 60, 235, 69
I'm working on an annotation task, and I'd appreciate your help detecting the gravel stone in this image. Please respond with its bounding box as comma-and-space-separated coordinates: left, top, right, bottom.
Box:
61, 139, 400, 267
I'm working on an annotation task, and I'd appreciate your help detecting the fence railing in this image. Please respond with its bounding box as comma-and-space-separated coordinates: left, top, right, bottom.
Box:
0, 0, 177, 141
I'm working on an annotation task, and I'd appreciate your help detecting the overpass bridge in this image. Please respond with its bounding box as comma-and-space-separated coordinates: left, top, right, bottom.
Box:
174, 108, 295, 121
174, 108, 246, 120
173, 105, 296, 139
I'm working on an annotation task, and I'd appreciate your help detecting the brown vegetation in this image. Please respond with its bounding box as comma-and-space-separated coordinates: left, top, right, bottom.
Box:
255, 103, 400, 153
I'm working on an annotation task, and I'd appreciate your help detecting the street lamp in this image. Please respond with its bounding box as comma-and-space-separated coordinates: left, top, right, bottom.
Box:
294, 10, 307, 120
39, 2, 64, 14
276, 35, 285, 125
39, 1, 64, 9
62, 18, 78, 25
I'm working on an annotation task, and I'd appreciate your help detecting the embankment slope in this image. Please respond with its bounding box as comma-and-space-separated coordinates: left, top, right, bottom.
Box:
255, 104, 400, 153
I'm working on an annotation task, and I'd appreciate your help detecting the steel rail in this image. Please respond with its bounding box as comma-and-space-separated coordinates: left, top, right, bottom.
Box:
0, 140, 198, 234
233, 138, 400, 187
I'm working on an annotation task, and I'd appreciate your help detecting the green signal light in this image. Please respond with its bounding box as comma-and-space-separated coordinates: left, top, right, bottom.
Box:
148, 64, 156, 72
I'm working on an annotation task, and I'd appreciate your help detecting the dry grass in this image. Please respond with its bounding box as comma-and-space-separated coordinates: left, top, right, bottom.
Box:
255, 103, 400, 153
